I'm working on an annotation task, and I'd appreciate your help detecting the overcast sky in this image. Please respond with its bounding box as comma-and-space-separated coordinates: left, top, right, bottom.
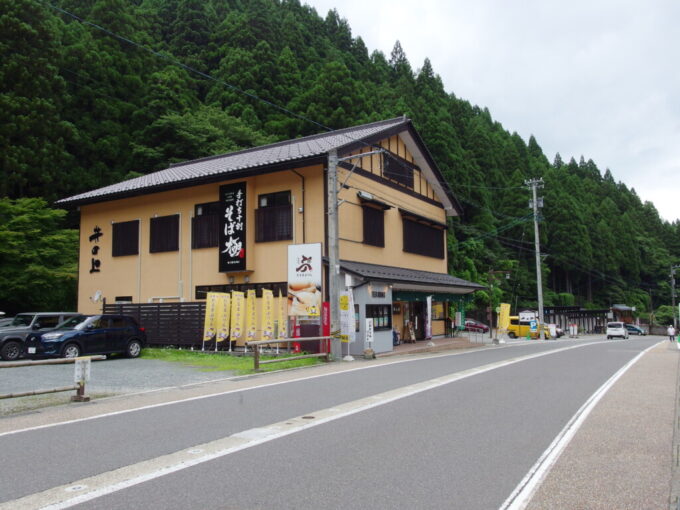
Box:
304, 0, 680, 223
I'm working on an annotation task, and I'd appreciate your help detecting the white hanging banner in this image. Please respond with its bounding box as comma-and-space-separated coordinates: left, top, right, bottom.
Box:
426, 295, 432, 339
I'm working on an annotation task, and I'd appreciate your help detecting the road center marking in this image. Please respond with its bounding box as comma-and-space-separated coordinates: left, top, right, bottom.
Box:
0, 342, 605, 510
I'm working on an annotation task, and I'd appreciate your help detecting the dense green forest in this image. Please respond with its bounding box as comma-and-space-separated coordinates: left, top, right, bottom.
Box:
2, 0, 679, 319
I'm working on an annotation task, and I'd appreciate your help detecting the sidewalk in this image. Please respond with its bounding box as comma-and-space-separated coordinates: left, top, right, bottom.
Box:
526, 340, 680, 509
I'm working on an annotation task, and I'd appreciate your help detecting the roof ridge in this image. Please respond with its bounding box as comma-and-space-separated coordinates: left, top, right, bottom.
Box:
169, 117, 408, 169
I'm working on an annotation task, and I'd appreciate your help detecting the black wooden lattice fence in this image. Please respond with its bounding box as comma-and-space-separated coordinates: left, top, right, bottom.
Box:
103, 302, 206, 347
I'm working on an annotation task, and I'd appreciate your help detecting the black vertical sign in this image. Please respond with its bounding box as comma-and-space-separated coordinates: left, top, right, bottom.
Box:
219, 182, 246, 272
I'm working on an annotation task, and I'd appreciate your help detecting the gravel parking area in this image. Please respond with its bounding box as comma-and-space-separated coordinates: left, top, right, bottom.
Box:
0, 357, 236, 416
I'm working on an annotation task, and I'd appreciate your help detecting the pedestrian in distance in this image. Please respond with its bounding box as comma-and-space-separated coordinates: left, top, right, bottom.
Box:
668, 325, 676, 342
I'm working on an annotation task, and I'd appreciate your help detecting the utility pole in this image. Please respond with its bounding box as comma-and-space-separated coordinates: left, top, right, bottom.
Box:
327, 150, 341, 359
672, 265, 680, 329
526, 178, 545, 340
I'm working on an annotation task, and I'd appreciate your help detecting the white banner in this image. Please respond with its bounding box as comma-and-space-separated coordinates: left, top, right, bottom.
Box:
339, 290, 355, 343
426, 295, 432, 339
365, 318, 374, 347
287, 243, 322, 316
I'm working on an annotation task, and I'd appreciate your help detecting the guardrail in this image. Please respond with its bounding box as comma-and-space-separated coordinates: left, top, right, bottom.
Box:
0, 355, 106, 402
246, 336, 334, 370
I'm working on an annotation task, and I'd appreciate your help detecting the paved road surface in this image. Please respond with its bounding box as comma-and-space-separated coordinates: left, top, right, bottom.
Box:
0, 337, 672, 509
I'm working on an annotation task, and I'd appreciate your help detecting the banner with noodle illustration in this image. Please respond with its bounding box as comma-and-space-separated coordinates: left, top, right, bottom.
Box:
261, 289, 274, 340
230, 291, 245, 346
202, 292, 221, 342
214, 292, 231, 343
245, 289, 257, 343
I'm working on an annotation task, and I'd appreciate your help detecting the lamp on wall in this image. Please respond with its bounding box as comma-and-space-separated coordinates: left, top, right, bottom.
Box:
228, 276, 235, 284
244, 275, 250, 283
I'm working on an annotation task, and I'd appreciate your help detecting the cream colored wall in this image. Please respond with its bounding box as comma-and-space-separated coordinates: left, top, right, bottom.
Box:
78, 165, 325, 313
77, 133, 451, 313
337, 151, 447, 273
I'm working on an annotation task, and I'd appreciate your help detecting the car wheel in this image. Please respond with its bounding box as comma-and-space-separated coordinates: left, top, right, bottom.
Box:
62, 343, 81, 358
125, 339, 142, 358
508, 332, 516, 338
0, 341, 22, 361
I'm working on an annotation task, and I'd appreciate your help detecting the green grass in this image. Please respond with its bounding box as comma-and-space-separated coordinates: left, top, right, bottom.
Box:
141, 347, 325, 374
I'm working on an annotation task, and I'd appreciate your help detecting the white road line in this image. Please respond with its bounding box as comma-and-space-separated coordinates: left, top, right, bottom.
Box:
499, 340, 663, 510
1, 343, 599, 510
0, 340, 602, 439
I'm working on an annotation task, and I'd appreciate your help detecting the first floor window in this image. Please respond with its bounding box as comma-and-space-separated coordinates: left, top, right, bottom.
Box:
366, 304, 392, 330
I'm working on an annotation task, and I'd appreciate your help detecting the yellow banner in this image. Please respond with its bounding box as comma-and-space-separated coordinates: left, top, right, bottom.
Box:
230, 291, 245, 346
499, 303, 511, 331
245, 289, 257, 343
261, 289, 274, 340
203, 292, 220, 341
278, 290, 287, 340
215, 292, 231, 343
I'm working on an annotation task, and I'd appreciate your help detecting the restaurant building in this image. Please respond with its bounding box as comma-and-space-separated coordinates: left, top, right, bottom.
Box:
58, 117, 483, 354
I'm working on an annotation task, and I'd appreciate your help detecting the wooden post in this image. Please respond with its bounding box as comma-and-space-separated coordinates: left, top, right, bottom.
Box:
71, 382, 90, 402
253, 344, 260, 371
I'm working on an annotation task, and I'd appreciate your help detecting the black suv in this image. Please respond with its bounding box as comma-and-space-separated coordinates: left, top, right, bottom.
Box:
0, 312, 80, 361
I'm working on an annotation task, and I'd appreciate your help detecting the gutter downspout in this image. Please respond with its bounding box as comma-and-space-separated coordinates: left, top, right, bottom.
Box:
292, 169, 306, 243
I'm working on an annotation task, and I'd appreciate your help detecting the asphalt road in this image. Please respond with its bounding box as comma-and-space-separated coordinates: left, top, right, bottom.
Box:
0, 337, 662, 509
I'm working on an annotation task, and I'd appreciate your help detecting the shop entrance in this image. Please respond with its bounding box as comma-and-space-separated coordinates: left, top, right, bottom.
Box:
402, 301, 426, 341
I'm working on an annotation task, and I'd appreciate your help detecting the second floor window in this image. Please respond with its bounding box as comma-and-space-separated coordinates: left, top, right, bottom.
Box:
150, 214, 179, 253
362, 205, 385, 247
403, 218, 445, 259
112, 220, 139, 257
192, 202, 219, 249
256, 191, 292, 242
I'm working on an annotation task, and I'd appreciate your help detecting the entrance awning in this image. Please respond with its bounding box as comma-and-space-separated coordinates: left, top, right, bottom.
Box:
338, 259, 485, 298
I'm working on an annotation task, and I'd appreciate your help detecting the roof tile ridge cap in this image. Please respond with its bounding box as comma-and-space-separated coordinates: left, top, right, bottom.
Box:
168, 117, 408, 169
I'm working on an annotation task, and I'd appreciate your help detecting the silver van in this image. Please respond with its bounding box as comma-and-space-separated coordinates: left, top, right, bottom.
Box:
606, 322, 629, 340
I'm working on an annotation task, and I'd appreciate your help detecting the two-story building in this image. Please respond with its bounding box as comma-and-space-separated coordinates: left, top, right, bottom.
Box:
57, 117, 483, 355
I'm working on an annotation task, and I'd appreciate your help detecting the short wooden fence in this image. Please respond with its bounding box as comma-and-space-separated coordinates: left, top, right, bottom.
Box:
246, 336, 334, 370
0, 356, 106, 402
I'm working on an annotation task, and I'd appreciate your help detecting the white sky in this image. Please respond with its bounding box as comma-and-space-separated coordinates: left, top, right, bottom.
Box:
304, 0, 680, 223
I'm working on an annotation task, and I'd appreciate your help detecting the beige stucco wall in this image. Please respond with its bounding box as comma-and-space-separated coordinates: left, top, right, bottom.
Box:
77, 134, 449, 314
78, 164, 325, 313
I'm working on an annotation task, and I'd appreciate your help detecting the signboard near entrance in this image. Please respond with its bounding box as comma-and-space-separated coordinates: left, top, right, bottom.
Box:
219, 182, 247, 272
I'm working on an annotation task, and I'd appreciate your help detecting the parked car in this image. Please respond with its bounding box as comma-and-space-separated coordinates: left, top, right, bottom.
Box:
606, 322, 629, 340
625, 324, 646, 336
464, 319, 490, 333
24, 314, 146, 359
507, 316, 552, 339
0, 312, 81, 361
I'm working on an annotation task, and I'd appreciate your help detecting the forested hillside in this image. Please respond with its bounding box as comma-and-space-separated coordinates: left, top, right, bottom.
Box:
2, 0, 679, 318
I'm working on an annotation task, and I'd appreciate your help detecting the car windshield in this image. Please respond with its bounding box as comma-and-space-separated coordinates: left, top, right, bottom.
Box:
55, 315, 88, 330
608, 323, 623, 328
9, 314, 35, 327
73, 316, 99, 331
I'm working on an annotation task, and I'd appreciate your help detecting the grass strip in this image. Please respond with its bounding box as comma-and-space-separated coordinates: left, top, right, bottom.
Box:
141, 347, 324, 374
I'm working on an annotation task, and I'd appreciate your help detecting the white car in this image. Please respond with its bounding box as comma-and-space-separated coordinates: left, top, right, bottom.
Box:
606, 322, 629, 340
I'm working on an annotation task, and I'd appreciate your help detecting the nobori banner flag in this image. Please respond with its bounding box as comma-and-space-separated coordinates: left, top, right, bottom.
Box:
339, 290, 355, 343
219, 182, 246, 272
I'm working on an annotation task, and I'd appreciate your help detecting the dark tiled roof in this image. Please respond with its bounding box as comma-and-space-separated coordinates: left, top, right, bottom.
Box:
339, 260, 484, 291
57, 117, 410, 206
